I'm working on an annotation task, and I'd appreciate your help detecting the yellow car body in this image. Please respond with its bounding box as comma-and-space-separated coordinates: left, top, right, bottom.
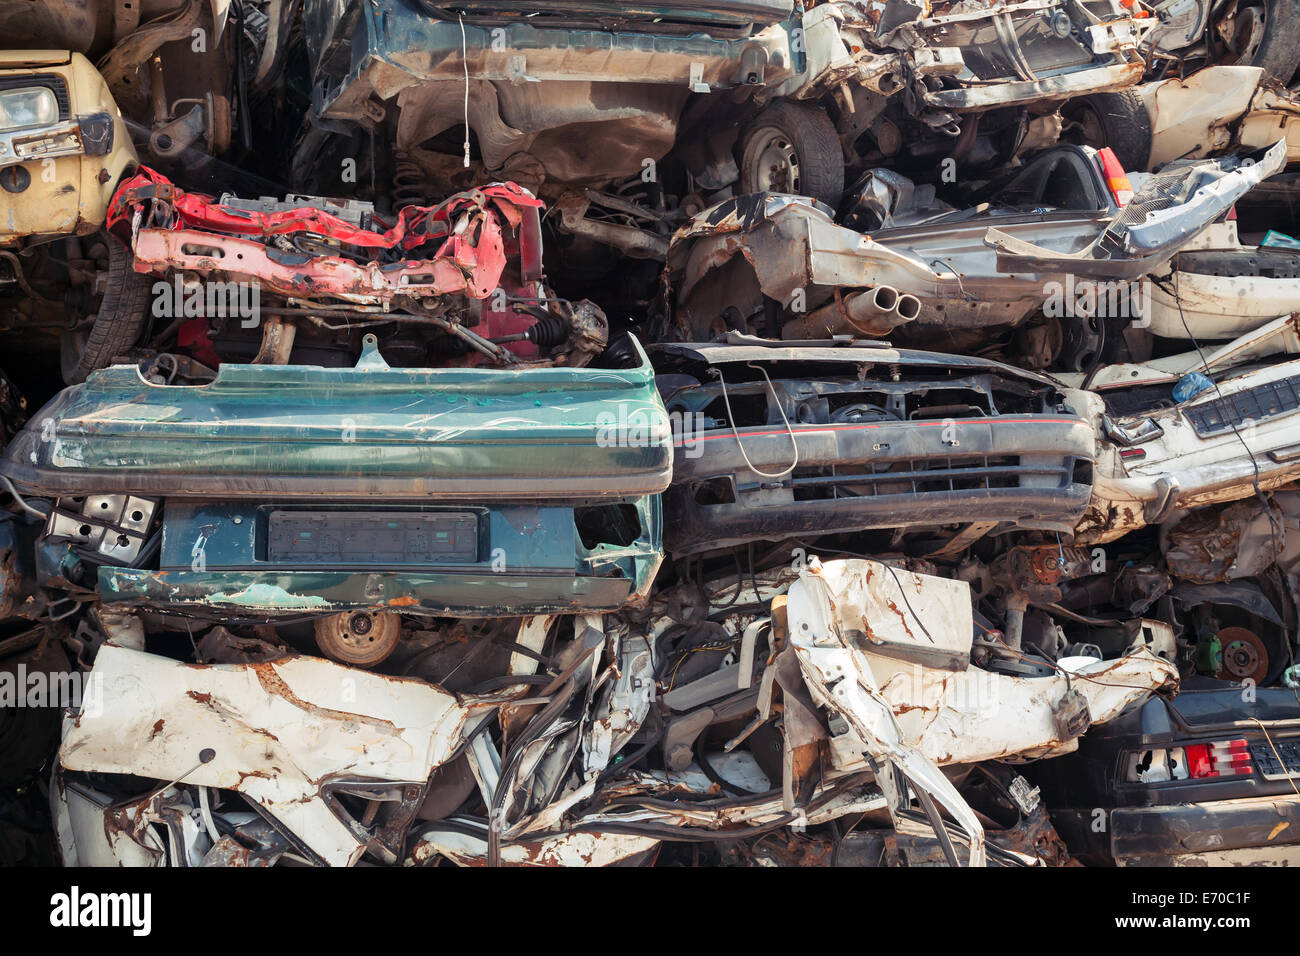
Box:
0, 50, 137, 244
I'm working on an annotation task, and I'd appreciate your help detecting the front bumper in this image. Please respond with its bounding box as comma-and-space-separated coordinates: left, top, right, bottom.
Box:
666, 415, 1095, 554
0, 118, 82, 168
0, 344, 673, 500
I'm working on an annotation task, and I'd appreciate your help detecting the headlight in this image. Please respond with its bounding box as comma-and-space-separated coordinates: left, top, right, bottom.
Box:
0, 87, 59, 133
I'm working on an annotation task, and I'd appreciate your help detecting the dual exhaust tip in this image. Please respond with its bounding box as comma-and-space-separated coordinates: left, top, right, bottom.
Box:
781, 284, 921, 340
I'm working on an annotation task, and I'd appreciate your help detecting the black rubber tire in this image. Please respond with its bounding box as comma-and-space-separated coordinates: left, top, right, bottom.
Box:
738, 100, 844, 208
1062, 89, 1152, 173
1243, 0, 1300, 84
62, 231, 151, 385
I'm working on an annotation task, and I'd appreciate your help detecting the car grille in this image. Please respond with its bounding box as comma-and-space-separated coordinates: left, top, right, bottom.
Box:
784, 454, 1065, 501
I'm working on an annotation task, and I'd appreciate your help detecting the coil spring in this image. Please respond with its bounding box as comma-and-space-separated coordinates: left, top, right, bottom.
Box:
392, 154, 431, 210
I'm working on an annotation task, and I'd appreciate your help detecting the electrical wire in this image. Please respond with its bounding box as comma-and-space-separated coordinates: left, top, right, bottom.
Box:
711, 364, 799, 479
1250, 716, 1300, 798
0, 475, 48, 519
1154, 269, 1283, 554
786, 538, 936, 645
458, 14, 471, 168
881, 562, 935, 645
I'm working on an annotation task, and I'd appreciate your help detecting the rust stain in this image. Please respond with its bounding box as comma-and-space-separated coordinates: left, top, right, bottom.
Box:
249, 661, 402, 734
884, 599, 916, 641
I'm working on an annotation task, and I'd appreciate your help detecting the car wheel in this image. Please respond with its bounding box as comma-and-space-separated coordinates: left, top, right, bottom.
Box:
1061, 90, 1152, 173
60, 231, 151, 385
314, 610, 401, 667
738, 101, 844, 207
1223, 0, 1300, 84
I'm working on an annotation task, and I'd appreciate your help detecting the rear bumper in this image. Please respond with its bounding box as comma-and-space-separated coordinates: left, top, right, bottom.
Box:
93, 495, 665, 615
1109, 795, 1300, 865
99, 566, 653, 617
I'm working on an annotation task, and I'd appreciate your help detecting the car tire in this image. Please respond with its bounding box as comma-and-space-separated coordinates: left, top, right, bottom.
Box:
1232, 0, 1300, 84
1061, 90, 1151, 173
738, 101, 844, 207
61, 231, 151, 385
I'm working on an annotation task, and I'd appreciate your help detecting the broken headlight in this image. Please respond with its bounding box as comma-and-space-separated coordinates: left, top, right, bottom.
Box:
0, 87, 58, 131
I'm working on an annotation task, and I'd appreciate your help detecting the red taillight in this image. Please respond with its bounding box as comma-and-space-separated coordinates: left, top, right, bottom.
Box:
1186, 739, 1253, 778
1097, 147, 1133, 207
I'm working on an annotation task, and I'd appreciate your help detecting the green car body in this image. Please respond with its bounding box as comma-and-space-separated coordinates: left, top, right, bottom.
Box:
1, 336, 670, 617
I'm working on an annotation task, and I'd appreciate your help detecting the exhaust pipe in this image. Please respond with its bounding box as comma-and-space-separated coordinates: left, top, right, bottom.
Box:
782, 285, 917, 339
895, 293, 921, 323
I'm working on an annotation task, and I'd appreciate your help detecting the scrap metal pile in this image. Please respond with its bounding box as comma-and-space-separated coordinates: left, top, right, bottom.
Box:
2, 0, 1300, 868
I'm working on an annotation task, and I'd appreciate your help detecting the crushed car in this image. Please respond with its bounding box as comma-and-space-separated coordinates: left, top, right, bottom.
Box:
5, 0, 1300, 876
1077, 351, 1300, 543
0, 50, 150, 384
1029, 678, 1300, 866
40, 556, 1179, 866
0, 0, 295, 168
1137, 0, 1300, 84
0, 336, 670, 635
654, 337, 1095, 555
296, 0, 1149, 261
660, 140, 1287, 374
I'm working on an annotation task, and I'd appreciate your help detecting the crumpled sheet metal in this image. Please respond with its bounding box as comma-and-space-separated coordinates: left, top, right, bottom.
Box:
55, 777, 170, 867
782, 558, 1180, 864
1165, 498, 1285, 584
58, 643, 520, 866
410, 824, 660, 867
785, 560, 988, 866
1080, 355, 1300, 545
107, 166, 541, 306
787, 559, 1179, 765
